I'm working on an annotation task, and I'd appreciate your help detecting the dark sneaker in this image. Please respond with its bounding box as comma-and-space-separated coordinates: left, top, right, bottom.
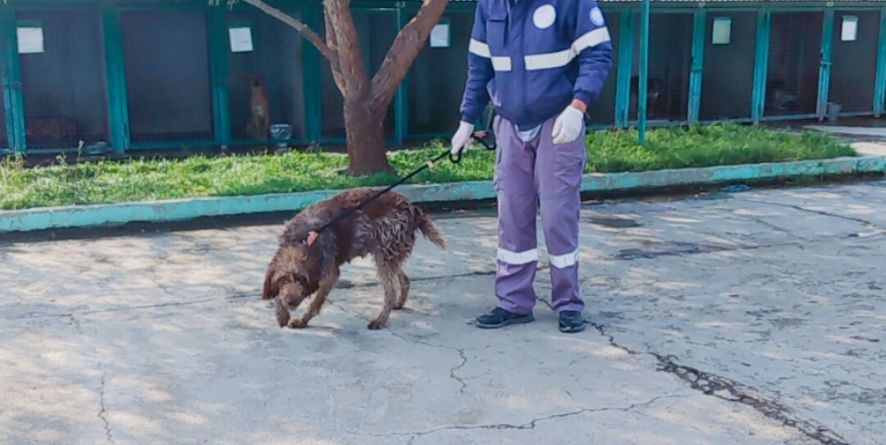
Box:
559, 311, 586, 333
475, 307, 535, 329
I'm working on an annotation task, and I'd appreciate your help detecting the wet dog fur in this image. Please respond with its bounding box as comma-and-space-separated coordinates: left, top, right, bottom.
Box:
262, 189, 446, 330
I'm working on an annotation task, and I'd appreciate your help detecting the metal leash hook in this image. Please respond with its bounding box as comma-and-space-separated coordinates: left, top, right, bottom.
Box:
449, 130, 497, 164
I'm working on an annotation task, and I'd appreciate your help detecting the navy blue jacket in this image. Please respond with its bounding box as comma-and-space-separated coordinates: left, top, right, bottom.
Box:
460, 0, 613, 130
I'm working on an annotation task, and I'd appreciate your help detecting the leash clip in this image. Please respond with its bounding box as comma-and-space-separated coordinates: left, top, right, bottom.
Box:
470, 131, 496, 151
302, 231, 319, 247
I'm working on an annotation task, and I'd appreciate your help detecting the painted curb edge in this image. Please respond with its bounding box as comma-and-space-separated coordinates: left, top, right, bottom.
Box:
1, 156, 883, 234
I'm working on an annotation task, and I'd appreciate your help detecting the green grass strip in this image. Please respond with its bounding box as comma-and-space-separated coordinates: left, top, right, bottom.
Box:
0, 124, 855, 211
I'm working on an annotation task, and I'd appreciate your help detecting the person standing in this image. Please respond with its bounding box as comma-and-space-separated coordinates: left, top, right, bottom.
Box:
451, 0, 612, 333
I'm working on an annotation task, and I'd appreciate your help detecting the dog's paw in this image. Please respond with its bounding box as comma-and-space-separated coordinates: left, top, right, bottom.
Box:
275, 301, 291, 328
288, 319, 310, 329
367, 320, 387, 330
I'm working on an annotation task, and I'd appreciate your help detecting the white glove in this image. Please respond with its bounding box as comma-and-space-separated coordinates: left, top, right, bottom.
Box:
450, 121, 475, 156
551, 106, 585, 144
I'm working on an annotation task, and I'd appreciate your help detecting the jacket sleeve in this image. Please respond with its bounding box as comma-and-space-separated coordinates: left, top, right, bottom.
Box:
459, 2, 494, 124
570, 0, 613, 106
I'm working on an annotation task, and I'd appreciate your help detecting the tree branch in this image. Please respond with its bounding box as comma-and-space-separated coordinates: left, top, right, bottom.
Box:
369, 0, 450, 112
324, 6, 347, 94
324, 0, 370, 99
241, 0, 340, 70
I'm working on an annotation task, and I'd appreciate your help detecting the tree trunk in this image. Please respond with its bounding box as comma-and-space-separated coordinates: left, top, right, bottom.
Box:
343, 99, 392, 176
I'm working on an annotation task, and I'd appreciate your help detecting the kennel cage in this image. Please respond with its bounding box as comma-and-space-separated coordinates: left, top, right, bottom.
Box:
631, 12, 694, 124
764, 11, 823, 118
17, 10, 110, 150
829, 10, 880, 115
226, 9, 306, 143
700, 12, 757, 121
121, 10, 215, 145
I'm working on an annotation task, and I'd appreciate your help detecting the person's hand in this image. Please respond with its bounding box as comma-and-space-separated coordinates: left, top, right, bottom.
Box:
450, 121, 475, 156
551, 105, 585, 144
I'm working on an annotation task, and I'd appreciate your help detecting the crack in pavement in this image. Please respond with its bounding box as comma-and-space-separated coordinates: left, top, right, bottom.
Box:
3, 290, 259, 321
589, 321, 849, 445
588, 321, 639, 355
449, 349, 469, 394
739, 197, 884, 233
97, 370, 115, 445
383, 327, 470, 395
613, 240, 804, 261
744, 214, 802, 238
654, 354, 849, 445
363, 394, 684, 444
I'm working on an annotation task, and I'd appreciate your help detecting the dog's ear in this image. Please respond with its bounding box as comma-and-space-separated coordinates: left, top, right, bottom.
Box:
262, 262, 278, 300
308, 231, 337, 276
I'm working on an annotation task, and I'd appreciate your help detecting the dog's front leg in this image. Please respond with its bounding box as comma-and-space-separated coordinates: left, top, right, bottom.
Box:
289, 267, 340, 329
275, 298, 291, 328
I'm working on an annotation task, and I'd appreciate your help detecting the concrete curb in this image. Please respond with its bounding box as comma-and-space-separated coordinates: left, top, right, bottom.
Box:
1, 156, 883, 234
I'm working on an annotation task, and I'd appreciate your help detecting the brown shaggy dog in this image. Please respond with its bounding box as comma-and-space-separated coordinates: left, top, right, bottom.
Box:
262, 189, 446, 330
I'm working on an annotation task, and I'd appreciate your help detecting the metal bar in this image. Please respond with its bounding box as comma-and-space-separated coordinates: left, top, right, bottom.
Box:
393, 5, 409, 145
226, 138, 310, 147
0, 9, 17, 151
699, 118, 755, 124
614, 11, 634, 128
127, 140, 219, 150
1, 8, 26, 153
817, 7, 834, 120
836, 111, 875, 117
688, 8, 706, 125
207, 7, 232, 149
874, 6, 886, 117
751, 8, 771, 123
102, 7, 131, 153
300, 3, 323, 144
638, 0, 650, 144
760, 113, 820, 122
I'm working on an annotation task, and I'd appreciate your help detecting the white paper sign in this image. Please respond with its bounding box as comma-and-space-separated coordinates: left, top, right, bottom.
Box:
229, 27, 254, 53
430, 23, 450, 48
712, 17, 732, 45
17, 27, 44, 54
841, 16, 858, 42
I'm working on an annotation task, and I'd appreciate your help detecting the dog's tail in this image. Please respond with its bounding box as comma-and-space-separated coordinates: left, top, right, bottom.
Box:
415, 207, 446, 250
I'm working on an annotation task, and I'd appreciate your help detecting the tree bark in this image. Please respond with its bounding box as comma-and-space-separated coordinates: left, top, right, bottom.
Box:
344, 99, 391, 175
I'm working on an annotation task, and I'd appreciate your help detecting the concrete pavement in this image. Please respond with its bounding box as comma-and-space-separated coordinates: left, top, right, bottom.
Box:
1, 180, 884, 445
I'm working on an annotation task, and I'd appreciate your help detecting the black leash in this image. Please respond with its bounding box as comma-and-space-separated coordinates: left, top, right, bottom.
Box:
302, 132, 496, 246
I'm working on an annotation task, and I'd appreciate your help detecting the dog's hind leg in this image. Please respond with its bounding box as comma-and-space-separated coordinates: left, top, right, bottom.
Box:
289, 267, 340, 329
394, 269, 410, 310
368, 261, 399, 330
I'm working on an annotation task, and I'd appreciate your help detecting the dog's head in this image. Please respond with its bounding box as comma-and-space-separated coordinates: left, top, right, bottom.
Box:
262, 228, 337, 326
249, 75, 265, 90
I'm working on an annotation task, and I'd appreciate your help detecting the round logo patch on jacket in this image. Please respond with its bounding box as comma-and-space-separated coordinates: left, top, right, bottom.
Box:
532, 5, 556, 29
590, 7, 605, 26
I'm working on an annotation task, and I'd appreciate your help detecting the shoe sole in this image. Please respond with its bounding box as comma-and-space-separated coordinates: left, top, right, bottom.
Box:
559, 322, 587, 334
475, 314, 535, 329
